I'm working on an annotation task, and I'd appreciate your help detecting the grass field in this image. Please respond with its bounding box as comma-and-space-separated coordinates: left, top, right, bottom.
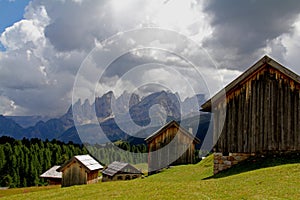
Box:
0, 185, 60, 198
1, 155, 300, 199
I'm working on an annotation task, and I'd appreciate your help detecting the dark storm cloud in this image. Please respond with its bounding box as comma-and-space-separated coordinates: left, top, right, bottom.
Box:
103, 49, 190, 79
202, 0, 300, 69
44, 1, 111, 51
42, 0, 146, 52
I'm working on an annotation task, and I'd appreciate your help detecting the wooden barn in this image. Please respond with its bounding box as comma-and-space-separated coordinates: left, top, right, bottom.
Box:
145, 120, 200, 175
40, 165, 62, 185
102, 161, 143, 182
57, 154, 103, 187
201, 55, 300, 173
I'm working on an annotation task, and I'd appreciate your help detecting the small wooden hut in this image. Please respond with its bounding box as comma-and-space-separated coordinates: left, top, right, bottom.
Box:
102, 161, 143, 182
57, 154, 103, 187
40, 165, 62, 185
201, 55, 300, 173
145, 120, 200, 175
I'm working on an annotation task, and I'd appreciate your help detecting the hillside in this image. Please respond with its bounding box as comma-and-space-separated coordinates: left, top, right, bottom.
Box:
1, 155, 300, 199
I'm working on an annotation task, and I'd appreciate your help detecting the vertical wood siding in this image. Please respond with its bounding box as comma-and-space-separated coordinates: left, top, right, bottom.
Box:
214, 66, 300, 153
148, 125, 196, 173
61, 161, 87, 187
61, 161, 99, 187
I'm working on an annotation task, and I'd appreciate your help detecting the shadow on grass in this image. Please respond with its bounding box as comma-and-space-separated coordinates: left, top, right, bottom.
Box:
204, 153, 300, 180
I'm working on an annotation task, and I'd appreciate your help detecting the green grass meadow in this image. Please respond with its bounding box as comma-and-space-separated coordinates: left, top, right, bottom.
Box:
1, 155, 299, 199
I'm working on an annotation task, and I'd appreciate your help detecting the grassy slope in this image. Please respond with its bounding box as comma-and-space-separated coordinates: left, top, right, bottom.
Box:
0, 185, 60, 198
1, 155, 300, 200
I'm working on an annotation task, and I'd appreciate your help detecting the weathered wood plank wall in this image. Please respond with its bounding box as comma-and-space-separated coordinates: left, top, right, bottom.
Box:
214, 65, 300, 153
61, 162, 99, 187
148, 126, 196, 173
61, 162, 87, 187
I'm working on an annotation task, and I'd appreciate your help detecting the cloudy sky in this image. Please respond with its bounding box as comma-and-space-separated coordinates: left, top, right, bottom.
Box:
1, 0, 300, 116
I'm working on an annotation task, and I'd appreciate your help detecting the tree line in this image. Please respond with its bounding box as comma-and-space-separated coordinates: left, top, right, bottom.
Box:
87, 141, 147, 166
0, 136, 88, 188
0, 136, 147, 188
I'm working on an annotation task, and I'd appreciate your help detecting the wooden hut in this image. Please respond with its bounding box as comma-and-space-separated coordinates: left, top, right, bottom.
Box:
145, 120, 200, 175
40, 165, 62, 185
57, 155, 103, 187
201, 55, 300, 173
102, 161, 143, 182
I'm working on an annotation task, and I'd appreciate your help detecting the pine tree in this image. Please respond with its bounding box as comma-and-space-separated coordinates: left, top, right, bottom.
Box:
0, 146, 6, 171
1, 174, 12, 187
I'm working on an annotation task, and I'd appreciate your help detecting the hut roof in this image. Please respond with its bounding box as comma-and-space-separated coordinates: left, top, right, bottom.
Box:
201, 55, 300, 112
144, 120, 200, 143
102, 161, 142, 177
57, 154, 103, 172
40, 165, 62, 179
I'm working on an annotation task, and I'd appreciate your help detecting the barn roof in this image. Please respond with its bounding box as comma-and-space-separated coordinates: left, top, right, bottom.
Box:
201, 55, 300, 112
75, 155, 103, 171
40, 165, 62, 179
102, 161, 142, 177
57, 154, 103, 172
144, 120, 200, 143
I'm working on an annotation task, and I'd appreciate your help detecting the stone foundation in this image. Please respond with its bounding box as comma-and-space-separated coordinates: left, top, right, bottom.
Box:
213, 152, 255, 174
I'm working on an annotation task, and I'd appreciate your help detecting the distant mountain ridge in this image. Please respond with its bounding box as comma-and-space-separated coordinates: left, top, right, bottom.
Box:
6, 115, 51, 128
1, 91, 208, 144
0, 115, 24, 139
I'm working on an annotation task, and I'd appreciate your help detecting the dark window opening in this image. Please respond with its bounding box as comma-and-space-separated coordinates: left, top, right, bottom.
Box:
132, 175, 138, 179
223, 152, 229, 156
